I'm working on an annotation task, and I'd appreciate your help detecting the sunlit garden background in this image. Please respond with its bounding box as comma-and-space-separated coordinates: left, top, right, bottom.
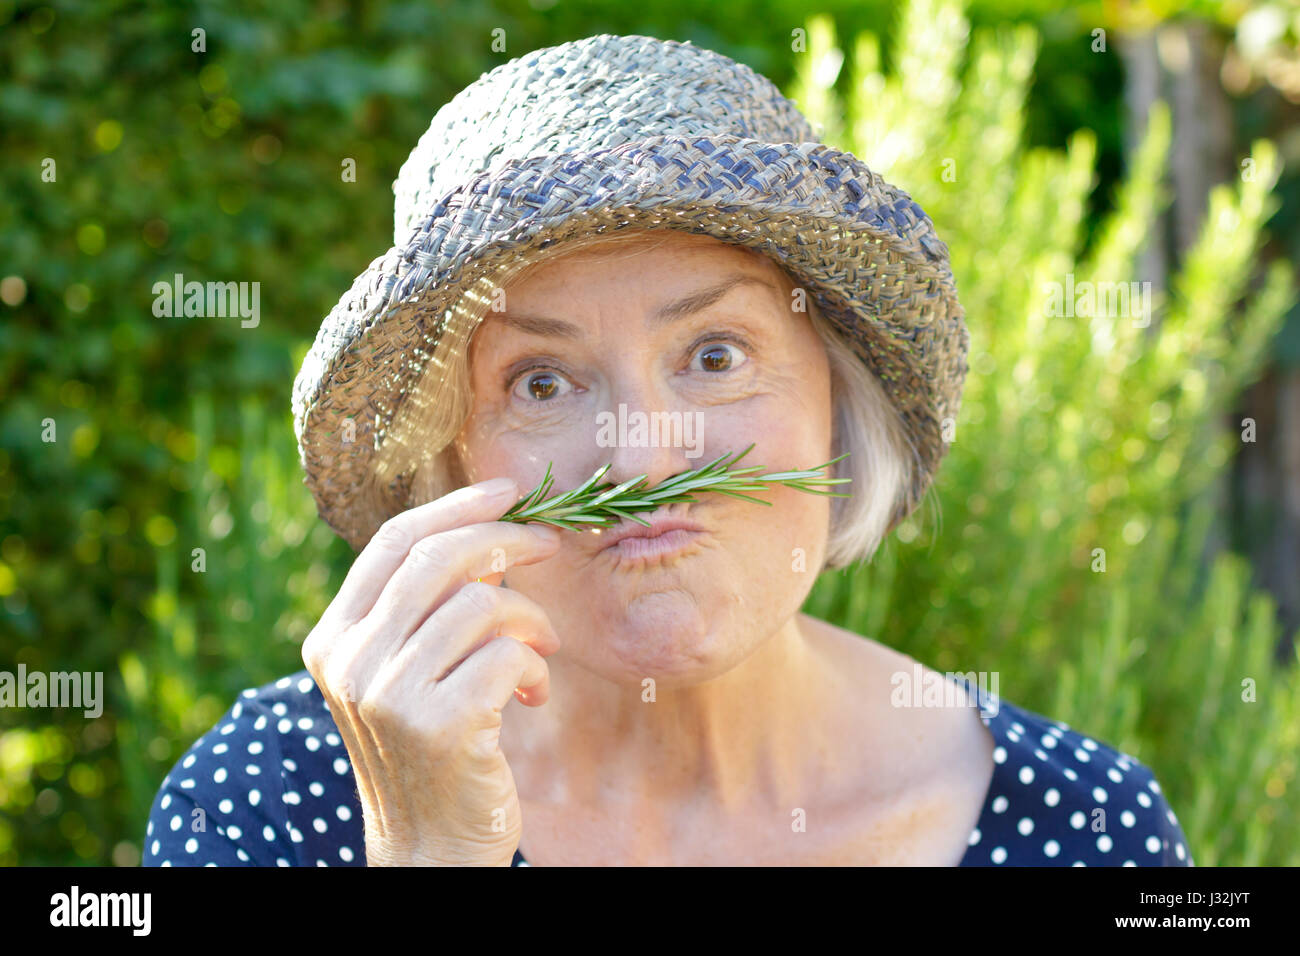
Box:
2, 0, 1298, 865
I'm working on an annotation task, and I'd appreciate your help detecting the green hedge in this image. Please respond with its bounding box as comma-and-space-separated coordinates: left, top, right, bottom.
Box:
800, 1, 1298, 865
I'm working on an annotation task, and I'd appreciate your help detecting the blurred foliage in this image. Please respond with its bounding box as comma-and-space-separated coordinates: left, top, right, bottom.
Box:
0, 0, 1294, 866
800, 0, 1299, 865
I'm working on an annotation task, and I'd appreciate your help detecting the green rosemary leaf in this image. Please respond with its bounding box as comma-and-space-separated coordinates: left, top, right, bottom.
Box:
707, 489, 776, 506
586, 474, 650, 509
497, 447, 851, 531
531, 515, 578, 530
601, 507, 652, 526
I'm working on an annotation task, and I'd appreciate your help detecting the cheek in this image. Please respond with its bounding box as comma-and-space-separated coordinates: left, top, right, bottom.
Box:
704, 378, 830, 471
454, 410, 531, 487
744, 484, 831, 571
456, 419, 595, 498
742, 345, 830, 421
458, 385, 594, 484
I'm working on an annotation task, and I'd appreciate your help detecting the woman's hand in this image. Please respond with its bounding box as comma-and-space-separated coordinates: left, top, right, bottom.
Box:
301, 477, 562, 866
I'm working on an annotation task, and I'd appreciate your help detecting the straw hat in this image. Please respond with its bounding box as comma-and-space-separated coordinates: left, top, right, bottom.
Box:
291, 33, 968, 552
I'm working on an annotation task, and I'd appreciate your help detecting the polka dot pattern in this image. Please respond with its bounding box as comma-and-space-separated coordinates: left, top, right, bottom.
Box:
950, 675, 1194, 867
142, 670, 361, 867
141, 669, 1195, 867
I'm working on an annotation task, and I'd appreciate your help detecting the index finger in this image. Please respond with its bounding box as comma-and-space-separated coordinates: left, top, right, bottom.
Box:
327, 477, 525, 624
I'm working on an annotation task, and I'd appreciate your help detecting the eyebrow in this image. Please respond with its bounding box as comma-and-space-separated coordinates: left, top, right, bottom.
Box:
495, 273, 778, 340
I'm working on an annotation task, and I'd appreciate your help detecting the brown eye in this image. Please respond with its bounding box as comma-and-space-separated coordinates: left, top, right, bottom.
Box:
692, 342, 746, 373
512, 370, 572, 402
528, 373, 557, 399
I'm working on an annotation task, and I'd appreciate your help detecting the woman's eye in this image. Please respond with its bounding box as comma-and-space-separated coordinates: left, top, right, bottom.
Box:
691, 341, 747, 373
512, 369, 573, 402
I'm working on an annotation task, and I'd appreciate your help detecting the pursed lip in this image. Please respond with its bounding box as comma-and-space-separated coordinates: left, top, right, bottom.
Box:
597, 515, 707, 551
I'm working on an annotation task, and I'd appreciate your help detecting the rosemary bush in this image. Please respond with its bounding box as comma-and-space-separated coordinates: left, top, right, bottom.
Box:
793, 0, 1298, 864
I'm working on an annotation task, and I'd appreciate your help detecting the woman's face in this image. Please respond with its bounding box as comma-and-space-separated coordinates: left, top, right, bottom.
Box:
453, 231, 834, 687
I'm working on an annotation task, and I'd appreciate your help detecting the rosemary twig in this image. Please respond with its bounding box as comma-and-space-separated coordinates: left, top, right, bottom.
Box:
497, 444, 851, 532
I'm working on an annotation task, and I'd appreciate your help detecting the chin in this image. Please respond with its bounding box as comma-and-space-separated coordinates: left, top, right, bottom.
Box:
579, 588, 750, 687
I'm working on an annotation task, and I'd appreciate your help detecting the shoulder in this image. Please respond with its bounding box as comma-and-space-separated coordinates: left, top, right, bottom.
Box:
965, 681, 1193, 866
142, 670, 365, 867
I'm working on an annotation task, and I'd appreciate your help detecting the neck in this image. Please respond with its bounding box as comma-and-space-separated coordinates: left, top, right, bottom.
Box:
499, 612, 850, 817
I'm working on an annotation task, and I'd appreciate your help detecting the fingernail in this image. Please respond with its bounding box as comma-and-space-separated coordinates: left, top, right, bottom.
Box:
533, 525, 561, 545
477, 477, 517, 497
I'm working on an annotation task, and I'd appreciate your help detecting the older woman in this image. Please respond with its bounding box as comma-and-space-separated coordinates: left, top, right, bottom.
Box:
144, 34, 1191, 866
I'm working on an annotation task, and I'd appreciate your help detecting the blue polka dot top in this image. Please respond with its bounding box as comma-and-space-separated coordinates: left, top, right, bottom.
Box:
142, 669, 1194, 866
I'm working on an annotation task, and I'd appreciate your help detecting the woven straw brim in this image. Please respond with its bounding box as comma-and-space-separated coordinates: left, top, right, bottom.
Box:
292, 133, 968, 552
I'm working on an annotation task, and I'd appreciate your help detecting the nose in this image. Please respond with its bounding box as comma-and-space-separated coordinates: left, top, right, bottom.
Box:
601, 439, 694, 500
593, 375, 702, 499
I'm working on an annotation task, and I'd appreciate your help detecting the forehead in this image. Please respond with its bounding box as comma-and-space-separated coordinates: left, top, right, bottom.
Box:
462, 231, 802, 360
507, 230, 789, 288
